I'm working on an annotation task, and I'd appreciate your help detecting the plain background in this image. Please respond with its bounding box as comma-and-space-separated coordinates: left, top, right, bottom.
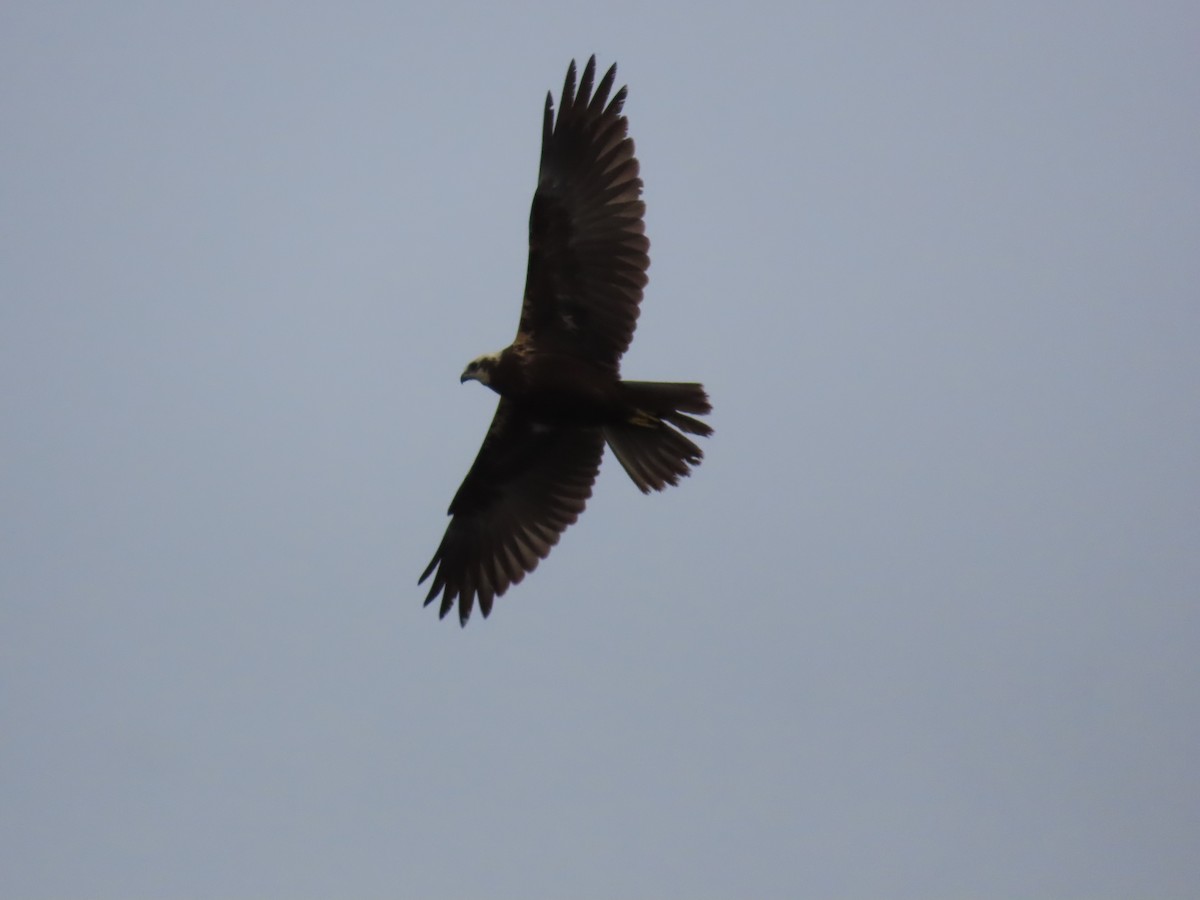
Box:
3, 2, 1197, 897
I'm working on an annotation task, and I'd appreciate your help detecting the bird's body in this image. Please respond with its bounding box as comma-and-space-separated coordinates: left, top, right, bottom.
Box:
469, 348, 616, 423
420, 57, 712, 624
465, 347, 695, 428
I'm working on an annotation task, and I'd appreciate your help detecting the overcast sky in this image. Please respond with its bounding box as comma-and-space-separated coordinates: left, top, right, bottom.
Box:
3, 2, 1198, 898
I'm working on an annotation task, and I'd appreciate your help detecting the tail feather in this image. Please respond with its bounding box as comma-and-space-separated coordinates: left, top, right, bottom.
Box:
604, 380, 713, 493
664, 410, 712, 436
622, 381, 712, 416
604, 423, 703, 493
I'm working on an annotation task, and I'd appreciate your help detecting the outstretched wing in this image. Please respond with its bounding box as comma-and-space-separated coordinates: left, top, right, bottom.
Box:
517, 56, 649, 373
419, 399, 605, 625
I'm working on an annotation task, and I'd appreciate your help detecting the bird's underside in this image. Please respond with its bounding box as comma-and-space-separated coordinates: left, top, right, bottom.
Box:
419, 57, 712, 625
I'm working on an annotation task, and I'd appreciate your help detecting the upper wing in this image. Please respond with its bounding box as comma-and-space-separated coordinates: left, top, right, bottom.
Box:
419, 399, 605, 625
517, 57, 650, 373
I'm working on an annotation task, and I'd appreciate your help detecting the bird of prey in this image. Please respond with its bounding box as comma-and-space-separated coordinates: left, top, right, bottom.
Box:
420, 57, 712, 624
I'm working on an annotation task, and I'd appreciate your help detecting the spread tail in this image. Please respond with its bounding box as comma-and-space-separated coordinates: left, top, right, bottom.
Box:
604, 381, 713, 493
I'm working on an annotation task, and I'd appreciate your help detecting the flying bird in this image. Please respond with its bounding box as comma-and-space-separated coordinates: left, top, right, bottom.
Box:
420, 57, 712, 624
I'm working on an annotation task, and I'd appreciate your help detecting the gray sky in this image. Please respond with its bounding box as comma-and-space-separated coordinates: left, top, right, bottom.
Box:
3, 2, 1198, 897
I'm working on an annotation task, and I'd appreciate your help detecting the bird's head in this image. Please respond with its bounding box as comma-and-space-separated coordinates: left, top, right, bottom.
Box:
461, 351, 503, 385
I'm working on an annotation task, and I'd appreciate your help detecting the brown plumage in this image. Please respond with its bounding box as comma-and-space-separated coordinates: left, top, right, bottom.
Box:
420, 57, 712, 624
